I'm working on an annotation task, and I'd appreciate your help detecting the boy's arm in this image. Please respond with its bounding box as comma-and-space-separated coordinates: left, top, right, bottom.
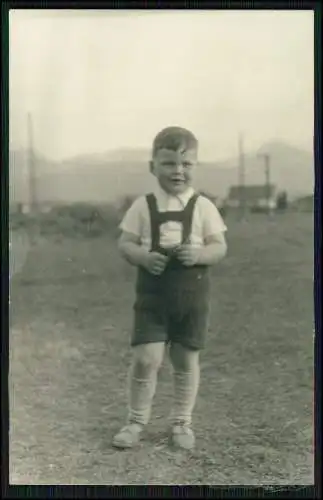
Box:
177, 198, 228, 267
197, 232, 227, 265
118, 196, 168, 274
118, 231, 150, 268
198, 197, 227, 265
118, 231, 169, 275
118, 196, 150, 268
176, 233, 227, 267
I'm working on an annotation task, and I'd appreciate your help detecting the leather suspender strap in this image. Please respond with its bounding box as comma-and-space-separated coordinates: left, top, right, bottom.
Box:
181, 194, 199, 244
146, 192, 200, 249
146, 194, 160, 251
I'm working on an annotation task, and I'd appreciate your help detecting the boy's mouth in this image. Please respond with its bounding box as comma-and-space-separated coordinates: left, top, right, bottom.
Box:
170, 178, 185, 185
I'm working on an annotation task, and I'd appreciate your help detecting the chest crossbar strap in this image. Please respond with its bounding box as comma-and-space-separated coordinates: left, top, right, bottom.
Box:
146, 193, 199, 252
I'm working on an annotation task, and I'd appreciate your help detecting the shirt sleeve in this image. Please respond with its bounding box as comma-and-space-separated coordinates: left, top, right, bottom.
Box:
119, 196, 147, 238
199, 196, 228, 238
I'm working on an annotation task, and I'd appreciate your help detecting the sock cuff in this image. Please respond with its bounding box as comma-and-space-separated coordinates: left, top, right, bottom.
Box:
132, 376, 156, 383
173, 370, 198, 378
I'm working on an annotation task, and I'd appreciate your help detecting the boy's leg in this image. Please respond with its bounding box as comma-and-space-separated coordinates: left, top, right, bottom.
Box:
168, 342, 200, 449
128, 342, 165, 424
112, 342, 165, 448
169, 342, 200, 427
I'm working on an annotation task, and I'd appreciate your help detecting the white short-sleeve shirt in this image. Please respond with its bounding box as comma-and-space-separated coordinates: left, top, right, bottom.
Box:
119, 185, 227, 250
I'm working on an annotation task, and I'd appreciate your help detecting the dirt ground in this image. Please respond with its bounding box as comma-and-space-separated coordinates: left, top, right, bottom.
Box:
9, 212, 314, 485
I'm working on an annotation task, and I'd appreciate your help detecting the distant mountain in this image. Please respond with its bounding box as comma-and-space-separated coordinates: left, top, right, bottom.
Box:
196, 140, 314, 199
9, 141, 314, 205
63, 148, 151, 166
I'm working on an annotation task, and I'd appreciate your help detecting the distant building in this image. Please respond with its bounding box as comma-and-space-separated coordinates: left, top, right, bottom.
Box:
225, 184, 277, 211
199, 191, 227, 217
290, 194, 314, 212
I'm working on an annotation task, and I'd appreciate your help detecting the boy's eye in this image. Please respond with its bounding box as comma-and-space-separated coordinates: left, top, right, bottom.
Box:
161, 162, 192, 168
162, 162, 176, 167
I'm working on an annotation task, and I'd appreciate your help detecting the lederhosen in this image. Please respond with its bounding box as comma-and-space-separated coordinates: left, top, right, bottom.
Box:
132, 193, 210, 350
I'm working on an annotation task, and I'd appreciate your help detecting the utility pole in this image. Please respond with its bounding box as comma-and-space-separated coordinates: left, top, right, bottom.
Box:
27, 112, 38, 245
258, 152, 271, 214
238, 133, 245, 220
27, 112, 37, 215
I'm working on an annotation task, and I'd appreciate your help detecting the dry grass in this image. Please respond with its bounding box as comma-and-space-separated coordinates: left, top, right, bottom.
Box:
9, 212, 314, 485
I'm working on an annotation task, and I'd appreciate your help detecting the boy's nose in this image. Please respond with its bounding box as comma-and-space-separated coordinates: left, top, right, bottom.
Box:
174, 162, 184, 173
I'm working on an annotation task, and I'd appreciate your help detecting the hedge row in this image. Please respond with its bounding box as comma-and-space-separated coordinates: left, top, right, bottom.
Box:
9, 192, 222, 238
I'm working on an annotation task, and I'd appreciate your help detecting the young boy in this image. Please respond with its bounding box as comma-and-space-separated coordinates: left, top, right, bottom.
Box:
113, 126, 227, 450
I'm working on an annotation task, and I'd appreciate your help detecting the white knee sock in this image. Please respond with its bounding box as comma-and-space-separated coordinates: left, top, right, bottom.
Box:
126, 342, 165, 427
127, 372, 158, 426
172, 365, 200, 426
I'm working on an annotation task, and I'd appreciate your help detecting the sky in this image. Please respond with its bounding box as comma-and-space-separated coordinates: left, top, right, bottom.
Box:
9, 9, 314, 162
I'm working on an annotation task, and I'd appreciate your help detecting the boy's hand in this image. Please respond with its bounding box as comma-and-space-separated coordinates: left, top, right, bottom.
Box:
176, 245, 201, 267
144, 252, 169, 275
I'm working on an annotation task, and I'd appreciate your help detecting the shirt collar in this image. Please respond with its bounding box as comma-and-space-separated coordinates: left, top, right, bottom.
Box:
153, 184, 195, 206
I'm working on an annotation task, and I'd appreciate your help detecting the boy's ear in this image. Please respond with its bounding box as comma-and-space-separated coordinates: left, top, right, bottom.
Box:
149, 160, 154, 174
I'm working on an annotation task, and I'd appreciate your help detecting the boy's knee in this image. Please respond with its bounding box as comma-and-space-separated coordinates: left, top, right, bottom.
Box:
170, 342, 200, 372
133, 342, 165, 377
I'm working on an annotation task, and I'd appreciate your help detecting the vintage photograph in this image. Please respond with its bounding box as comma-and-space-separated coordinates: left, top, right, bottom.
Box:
9, 9, 314, 485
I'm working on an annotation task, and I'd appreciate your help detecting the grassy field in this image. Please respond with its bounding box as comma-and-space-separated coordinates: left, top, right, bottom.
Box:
9, 212, 314, 485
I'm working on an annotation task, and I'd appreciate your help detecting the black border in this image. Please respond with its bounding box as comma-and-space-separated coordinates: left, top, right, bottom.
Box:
314, 2, 322, 499
1, 1, 10, 499
1, 1, 321, 498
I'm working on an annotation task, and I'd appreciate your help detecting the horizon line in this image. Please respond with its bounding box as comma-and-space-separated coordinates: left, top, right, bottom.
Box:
9, 139, 313, 165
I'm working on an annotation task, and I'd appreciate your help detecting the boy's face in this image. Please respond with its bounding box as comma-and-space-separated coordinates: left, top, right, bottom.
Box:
150, 147, 198, 195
